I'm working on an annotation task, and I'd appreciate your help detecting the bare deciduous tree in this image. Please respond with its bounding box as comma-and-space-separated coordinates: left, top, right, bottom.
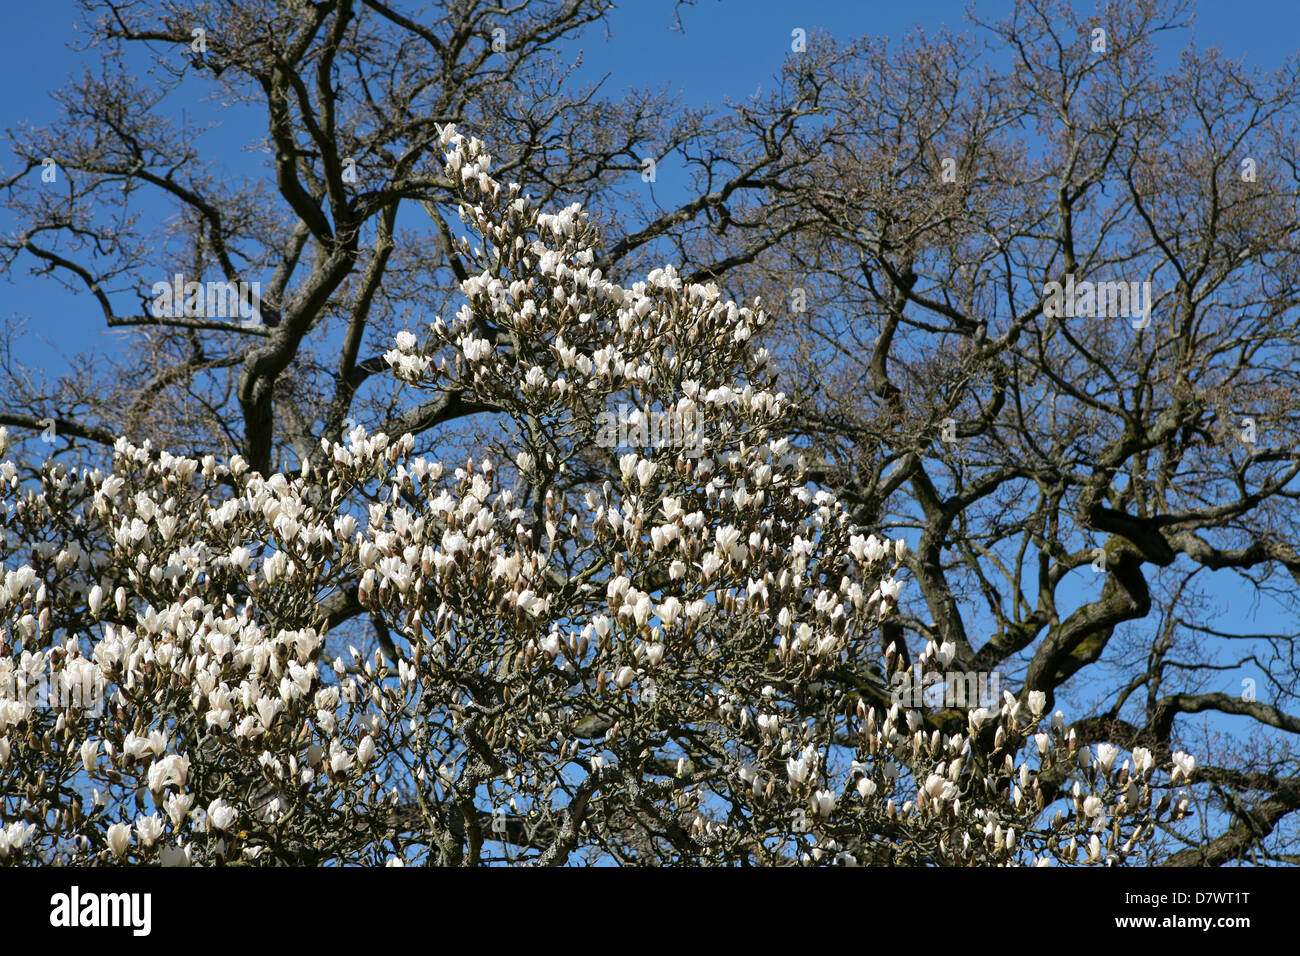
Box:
719, 0, 1300, 865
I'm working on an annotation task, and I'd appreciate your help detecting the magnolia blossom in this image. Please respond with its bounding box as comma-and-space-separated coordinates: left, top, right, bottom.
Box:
656, 595, 684, 628
208, 799, 239, 832
79, 739, 98, 774
136, 814, 165, 847
164, 793, 194, 829
1172, 752, 1196, 784
810, 790, 836, 819
357, 735, 376, 768
1, 821, 35, 858
159, 845, 191, 868
1132, 747, 1154, 776
106, 822, 131, 858
147, 755, 190, 792
787, 746, 817, 787
329, 741, 355, 775
0, 127, 1196, 870
1094, 744, 1120, 775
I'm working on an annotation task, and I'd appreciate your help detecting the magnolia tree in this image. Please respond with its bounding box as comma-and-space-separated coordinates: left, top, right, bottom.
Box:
0, 129, 1194, 866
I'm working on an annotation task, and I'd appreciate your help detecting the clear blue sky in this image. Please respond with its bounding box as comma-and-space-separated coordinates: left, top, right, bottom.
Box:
2, 0, 1296, 368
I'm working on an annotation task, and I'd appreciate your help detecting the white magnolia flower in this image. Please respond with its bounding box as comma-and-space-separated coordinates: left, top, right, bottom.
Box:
923, 773, 957, 803
1172, 751, 1196, 783
700, 553, 723, 579
159, 844, 191, 868
164, 793, 194, 828
329, 741, 355, 775
786, 745, 816, 786
136, 814, 165, 848
147, 754, 190, 792
1132, 747, 1154, 776
79, 739, 98, 774
2, 821, 35, 855
1094, 744, 1120, 775
632, 594, 653, 627
207, 798, 238, 832
106, 822, 131, 858
618, 453, 637, 483
459, 334, 491, 362
357, 735, 376, 768
1087, 835, 1102, 863
123, 732, 154, 761
656, 596, 681, 627
810, 789, 836, 819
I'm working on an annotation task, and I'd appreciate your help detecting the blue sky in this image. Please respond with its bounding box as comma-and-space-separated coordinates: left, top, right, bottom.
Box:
2, 0, 1296, 368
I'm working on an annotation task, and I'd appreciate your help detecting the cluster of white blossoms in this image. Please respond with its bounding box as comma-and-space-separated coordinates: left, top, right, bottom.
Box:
0, 130, 1196, 866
